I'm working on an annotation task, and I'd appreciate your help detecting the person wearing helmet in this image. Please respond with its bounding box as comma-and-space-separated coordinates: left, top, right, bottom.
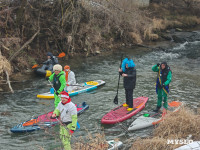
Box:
41, 52, 59, 71
152, 62, 172, 112
51, 91, 77, 150
46, 64, 66, 107
64, 65, 76, 92
119, 57, 136, 111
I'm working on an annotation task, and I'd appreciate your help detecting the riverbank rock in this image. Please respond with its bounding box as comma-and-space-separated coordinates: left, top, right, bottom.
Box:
162, 30, 200, 43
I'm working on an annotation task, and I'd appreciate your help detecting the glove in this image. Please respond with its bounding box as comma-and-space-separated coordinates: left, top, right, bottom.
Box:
55, 91, 59, 96
46, 77, 49, 81
50, 114, 57, 119
157, 63, 160, 67
69, 130, 74, 135
71, 126, 76, 130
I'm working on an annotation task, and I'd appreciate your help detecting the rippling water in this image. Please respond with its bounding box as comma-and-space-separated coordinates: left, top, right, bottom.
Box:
0, 32, 200, 150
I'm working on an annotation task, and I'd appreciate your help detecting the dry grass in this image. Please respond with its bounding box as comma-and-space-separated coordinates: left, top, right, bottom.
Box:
177, 15, 200, 26
132, 137, 174, 150
73, 133, 109, 150
129, 32, 143, 44
0, 52, 12, 76
131, 106, 200, 150
154, 107, 200, 140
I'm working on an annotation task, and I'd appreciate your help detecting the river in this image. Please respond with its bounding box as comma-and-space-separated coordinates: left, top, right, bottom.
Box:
0, 31, 200, 150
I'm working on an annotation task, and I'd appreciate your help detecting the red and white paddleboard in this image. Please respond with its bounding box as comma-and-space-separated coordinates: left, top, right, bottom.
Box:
101, 96, 149, 124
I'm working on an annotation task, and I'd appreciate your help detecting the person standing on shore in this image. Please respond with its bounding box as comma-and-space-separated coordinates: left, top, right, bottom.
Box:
152, 62, 172, 112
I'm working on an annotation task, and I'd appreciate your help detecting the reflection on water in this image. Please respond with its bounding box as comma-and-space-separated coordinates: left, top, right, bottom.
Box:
0, 33, 200, 150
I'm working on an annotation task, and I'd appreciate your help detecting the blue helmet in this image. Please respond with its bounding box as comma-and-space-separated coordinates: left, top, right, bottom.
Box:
121, 58, 135, 72
47, 52, 53, 57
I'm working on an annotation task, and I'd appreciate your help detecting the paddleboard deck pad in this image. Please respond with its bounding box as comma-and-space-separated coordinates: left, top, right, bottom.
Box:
101, 96, 149, 124
37, 80, 105, 99
10, 102, 89, 133
128, 101, 183, 131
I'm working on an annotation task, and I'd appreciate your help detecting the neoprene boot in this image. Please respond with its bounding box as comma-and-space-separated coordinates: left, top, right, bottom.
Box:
153, 106, 161, 113
127, 108, 133, 111
123, 103, 129, 107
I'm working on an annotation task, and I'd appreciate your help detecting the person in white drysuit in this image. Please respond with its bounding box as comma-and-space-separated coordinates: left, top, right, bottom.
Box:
64, 65, 76, 92
51, 91, 77, 150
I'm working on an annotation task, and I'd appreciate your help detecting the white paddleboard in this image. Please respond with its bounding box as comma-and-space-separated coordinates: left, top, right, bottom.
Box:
128, 101, 183, 131
174, 141, 200, 150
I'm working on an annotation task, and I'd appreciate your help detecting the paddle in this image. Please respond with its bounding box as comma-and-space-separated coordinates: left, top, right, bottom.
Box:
47, 84, 84, 87
113, 55, 123, 105
32, 52, 66, 69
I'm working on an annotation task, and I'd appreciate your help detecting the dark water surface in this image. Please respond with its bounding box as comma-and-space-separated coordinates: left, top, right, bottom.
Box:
0, 32, 200, 150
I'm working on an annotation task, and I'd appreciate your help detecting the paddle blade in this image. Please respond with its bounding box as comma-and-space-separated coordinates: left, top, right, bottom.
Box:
76, 122, 80, 129
113, 95, 118, 104
57, 52, 65, 58
32, 64, 38, 69
23, 119, 39, 126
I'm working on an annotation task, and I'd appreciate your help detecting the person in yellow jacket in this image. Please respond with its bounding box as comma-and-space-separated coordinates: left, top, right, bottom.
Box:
46, 64, 66, 107
51, 91, 77, 150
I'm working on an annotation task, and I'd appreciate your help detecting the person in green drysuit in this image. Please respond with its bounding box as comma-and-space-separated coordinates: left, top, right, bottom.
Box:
47, 64, 66, 108
51, 91, 77, 150
152, 62, 172, 112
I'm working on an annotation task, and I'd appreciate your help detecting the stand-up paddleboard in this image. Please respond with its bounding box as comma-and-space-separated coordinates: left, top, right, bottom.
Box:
37, 80, 105, 99
10, 102, 89, 133
174, 141, 200, 150
107, 140, 123, 150
128, 101, 183, 131
101, 97, 149, 124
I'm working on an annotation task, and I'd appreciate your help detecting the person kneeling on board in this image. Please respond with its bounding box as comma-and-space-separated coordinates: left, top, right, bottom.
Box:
51, 91, 78, 150
119, 57, 136, 111
64, 65, 77, 92
46, 64, 66, 107
152, 62, 172, 112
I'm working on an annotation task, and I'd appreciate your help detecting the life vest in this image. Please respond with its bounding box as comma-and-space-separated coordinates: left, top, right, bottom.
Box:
51, 56, 58, 65
53, 74, 62, 91
156, 65, 171, 93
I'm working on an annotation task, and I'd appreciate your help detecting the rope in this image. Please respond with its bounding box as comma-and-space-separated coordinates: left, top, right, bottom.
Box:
158, 68, 169, 95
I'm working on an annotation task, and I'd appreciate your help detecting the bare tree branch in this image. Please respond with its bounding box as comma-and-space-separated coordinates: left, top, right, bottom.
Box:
9, 28, 40, 61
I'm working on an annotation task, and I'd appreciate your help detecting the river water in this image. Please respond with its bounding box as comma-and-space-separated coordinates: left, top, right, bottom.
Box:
0, 31, 200, 150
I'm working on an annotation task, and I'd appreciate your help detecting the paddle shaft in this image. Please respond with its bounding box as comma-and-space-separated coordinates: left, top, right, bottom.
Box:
47, 83, 84, 87
116, 74, 120, 95
48, 80, 56, 91
55, 118, 97, 149
114, 55, 123, 104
